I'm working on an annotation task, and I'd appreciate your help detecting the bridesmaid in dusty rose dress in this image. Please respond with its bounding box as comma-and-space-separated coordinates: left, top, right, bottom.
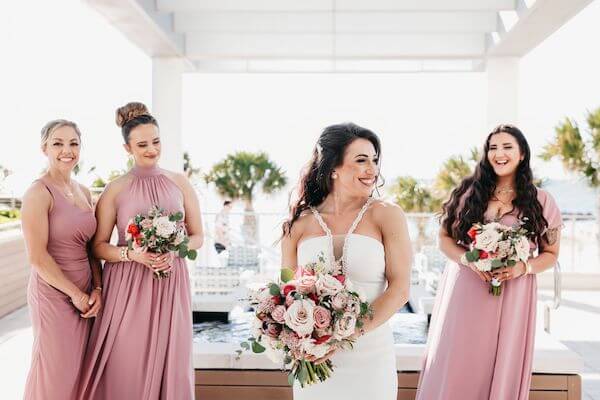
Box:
22, 120, 102, 400
416, 125, 563, 400
78, 102, 203, 400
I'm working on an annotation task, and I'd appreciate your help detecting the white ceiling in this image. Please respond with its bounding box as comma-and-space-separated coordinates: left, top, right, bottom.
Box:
84, 0, 594, 73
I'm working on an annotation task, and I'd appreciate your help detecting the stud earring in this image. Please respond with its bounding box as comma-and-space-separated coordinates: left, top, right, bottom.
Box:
332, 172, 338, 179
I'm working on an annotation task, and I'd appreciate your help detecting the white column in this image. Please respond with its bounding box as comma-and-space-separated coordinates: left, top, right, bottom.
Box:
152, 57, 185, 172
486, 57, 520, 129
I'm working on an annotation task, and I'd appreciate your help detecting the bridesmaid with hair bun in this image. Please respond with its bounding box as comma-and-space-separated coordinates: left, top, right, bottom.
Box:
78, 102, 204, 400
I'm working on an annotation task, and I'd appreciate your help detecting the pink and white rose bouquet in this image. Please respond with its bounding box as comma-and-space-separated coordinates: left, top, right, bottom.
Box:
238, 254, 373, 387
464, 220, 531, 295
125, 205, 196, 279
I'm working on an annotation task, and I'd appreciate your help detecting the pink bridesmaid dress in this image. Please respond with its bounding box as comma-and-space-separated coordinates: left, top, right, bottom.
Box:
416, 188, 563, 400
24, 178, 97, 400
78, 165, 193, 400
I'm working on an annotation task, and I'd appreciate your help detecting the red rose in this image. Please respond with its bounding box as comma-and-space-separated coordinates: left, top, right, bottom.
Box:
308, 293, 318, 303
467, 226, 478, 240
479, 250, 489, 259
127, 224, 140, 236
272, 295, 282, 305
283, 284, 296, 297
135, 237, 142, 246
313, 335, 331, 345
334, 275, 345, 285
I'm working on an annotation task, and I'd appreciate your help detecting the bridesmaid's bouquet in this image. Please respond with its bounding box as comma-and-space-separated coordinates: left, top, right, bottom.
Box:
464, 220, 531, 295
125, 205, 197, 279
238, 254, 373, 388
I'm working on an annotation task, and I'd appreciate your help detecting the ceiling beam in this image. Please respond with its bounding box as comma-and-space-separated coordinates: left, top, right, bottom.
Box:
84, 0, 186, 57
174, 11, 498, 34
158, 0, 515, 12
186, 33, 486, 59
487, 0, 594, 56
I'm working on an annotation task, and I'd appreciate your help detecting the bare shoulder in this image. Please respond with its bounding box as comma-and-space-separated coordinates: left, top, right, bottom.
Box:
370, 199, 406, 223
23, 180, 51, 205
283, 211, 312, 243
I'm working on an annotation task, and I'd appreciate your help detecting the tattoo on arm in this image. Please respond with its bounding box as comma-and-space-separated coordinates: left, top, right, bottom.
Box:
544, 228, 559, 245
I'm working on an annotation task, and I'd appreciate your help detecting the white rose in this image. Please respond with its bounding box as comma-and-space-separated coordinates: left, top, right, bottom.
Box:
474, 258, 492, 272
302, 340, 330, 359
474, 229, 502, 253
315, 274, 343, 297
153, 216, 176, 238
333, 312, 357, 340
514, 236, 531, 262
284, 299, 315, 337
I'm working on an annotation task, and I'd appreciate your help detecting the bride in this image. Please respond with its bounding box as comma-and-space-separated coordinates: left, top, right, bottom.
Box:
281, 122, 412, 399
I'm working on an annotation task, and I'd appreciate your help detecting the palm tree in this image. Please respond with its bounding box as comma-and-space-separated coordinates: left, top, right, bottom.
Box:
204, 151, 287, 244
540, 107, 600, 248
433, 148, 479, 201
389, 176, 440, 250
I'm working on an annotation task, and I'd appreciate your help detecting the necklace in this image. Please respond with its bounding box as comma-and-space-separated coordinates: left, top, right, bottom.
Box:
495, 186, 514, 195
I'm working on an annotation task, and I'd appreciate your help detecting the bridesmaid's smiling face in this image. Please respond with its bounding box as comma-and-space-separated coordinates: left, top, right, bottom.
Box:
487, 132, 524, 178
124, 123, 161, 167
333, 138, 379, 198
43, 125, 81, 174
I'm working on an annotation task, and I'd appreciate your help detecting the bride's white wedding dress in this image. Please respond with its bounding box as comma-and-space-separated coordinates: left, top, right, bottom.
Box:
294, 198, 397, 400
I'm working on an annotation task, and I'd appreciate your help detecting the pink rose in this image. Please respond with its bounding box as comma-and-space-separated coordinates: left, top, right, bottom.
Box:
297, 275, 317, 294
313, 306, 332, 329
281, 329, 300, 349
141, 218, 153, 230
331, 292, 348, 311
271, 305, 287, 324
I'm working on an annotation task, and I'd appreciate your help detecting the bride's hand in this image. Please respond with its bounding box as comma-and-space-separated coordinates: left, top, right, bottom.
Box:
306, 347, 337, 365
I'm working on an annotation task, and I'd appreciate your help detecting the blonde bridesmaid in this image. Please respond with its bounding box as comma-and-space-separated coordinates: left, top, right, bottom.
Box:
22, 120, 102, 400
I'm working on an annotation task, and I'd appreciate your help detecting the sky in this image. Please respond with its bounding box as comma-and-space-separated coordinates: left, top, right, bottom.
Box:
2, 0, 600, 211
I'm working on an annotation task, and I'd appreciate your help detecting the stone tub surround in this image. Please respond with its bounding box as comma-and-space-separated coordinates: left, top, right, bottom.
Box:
193, 332, 583, 374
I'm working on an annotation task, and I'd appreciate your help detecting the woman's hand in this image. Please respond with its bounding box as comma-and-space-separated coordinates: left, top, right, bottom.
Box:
129, 251, 173, 275
70, 291, 90, 314
305, 347, 337, 365
493, 261, 527, 283
460, 253, 492, 282
81, 288, 103, 318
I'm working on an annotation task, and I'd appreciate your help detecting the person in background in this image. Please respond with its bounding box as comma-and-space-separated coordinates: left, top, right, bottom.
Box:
214, 200, 232, 253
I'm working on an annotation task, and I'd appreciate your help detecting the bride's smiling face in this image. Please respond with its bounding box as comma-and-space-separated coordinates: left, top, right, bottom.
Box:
332, 138, 379, 197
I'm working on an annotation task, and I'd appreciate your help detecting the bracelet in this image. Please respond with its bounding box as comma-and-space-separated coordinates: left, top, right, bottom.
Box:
119, 246, 131, 262
526, 262, 533, 275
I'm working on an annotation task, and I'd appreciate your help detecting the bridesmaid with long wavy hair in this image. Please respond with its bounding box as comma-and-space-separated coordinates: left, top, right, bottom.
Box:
416, 125, 563, 400
78, 102, 203, 400
22, 119, 102, 400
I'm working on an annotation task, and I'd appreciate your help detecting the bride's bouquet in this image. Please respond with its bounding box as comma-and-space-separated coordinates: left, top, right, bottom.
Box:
125, 205, 197, 279
464, 220, 531, 295
238, 254, 373, 387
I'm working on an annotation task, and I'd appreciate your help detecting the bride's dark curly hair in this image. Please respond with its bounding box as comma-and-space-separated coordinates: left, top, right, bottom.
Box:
282, 123, 383, 236
441, 124, 548, 248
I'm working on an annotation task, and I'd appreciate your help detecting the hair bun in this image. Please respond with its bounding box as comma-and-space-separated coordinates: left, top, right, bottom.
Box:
115, 102, 150, 128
